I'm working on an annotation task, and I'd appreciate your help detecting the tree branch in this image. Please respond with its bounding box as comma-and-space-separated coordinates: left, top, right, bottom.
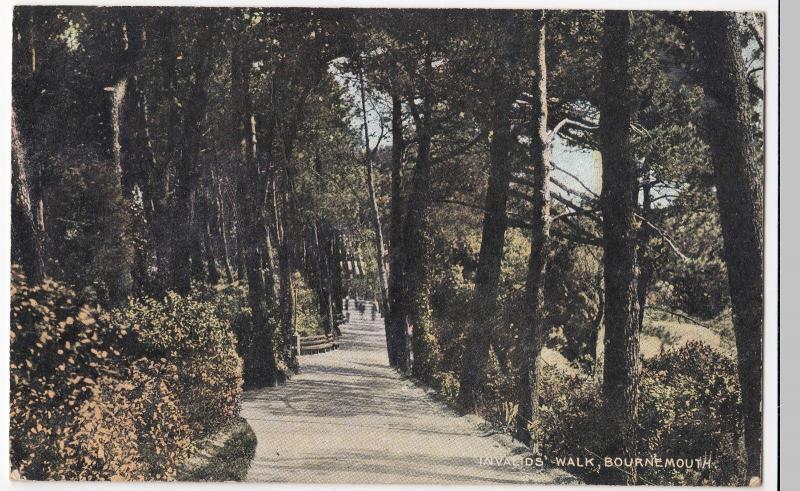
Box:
431, 130, 488, 164
648, 306, 711, 330
550, 163, 599, 199
634, 212, 691, 261
548, 118, 599, 143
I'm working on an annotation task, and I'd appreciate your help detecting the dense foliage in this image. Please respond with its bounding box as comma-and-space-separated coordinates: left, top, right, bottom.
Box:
113, 291, 244, 435
531, 342, 744, 485
10, 269, 243, 480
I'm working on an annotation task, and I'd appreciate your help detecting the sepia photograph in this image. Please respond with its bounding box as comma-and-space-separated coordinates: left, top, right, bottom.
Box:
9, 3, 772, 486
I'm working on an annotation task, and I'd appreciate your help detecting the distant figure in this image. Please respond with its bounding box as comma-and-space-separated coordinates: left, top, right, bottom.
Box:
344, 297, 349, 311
371, 302, 377, 321
345, 312, 350, 323
358, 302, 366, 317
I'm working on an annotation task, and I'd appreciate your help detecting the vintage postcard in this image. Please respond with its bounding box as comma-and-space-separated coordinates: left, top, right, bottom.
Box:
9, 3, 772, 486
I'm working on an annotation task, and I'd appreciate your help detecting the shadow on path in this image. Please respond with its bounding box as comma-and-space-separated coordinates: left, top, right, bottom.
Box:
242, 303, 574, 484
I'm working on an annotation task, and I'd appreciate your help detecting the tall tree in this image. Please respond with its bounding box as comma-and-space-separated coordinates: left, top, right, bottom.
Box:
358, 66, 391, 335
231, 23, 280, 387
11, 109, 46, 284
455, 10, 524, 413
169, 14, 215, 294
457, 94, 514, 412
598, 10, 641, 484
690, 11, 764, 483
514, 11, 552, 446
403, 49, 436, 381
386, 93, 407, 368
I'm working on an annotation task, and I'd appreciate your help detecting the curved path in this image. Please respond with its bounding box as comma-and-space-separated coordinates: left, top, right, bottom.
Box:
242, 305, 576, 484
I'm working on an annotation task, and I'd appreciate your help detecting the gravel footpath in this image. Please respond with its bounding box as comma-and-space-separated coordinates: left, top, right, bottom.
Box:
242, 309, 577, 484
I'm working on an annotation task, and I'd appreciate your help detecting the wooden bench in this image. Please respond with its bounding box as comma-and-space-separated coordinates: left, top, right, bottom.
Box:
293, 333, 339, 355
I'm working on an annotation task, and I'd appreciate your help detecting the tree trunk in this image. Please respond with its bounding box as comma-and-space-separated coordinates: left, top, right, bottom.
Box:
457, 111, 513, 413
515, 11, 552, 446
403, 58, 436, 381
169, 17, 214, 294
359, 68, 391, 340
276, 169, 298, 373
387, 93, 407, 368
590, 277, 605, 376
11, 109, 45, 284
636, 175, 653, 332
203, 195, 221, 285
100, 17, 147, 305
231, 35, 279, 387
691, 11, 764, 483
309, 222, 335, 336
598, 11, 640, 484
189, 196, 208, 282
274, 87, 314, 373
149, 12, 180, 295
13, 8, 47, 250
213, 173, 235, 283
330, 232, 346, 336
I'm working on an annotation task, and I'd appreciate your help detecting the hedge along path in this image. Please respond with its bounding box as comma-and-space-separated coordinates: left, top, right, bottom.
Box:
241, 304, 577, 484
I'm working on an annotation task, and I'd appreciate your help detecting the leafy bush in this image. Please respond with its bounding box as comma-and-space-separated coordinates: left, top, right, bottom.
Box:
532, 342, 744, 485
10, 269, 191, 480
46, 155, 134, 306
660, 208, 730, 319
292, 272, 324, 337
543, 242, 602, 368
114, 291, 244, 435
11, 269, 246, 480
202, 281, 252, 359
638, 342, 744, 485
68, 360, 192, 480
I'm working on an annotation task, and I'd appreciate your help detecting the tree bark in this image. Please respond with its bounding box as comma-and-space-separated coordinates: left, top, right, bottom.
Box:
359, 67, 391, 340
202, 191, 221, 285
691, 11, 764, 483
169, 16, 214, 294
232, 34, 280, 387
387, 93, 407, 368
11, 109, 45, 284
598, 11, 640, 484
636, 173, 653, 332
457, 111, 513, 413
213, 173, 235, 283
403, 56, 436, 381
515, 11, 552, 446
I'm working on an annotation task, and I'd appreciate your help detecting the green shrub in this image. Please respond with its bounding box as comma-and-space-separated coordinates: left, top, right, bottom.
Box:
432, 371, 460, 403
69, 359, 192, 480
46, 155, 134, 306
10, 268, 191, 480
543, 240, 602, 369
638, 342, 744, 485
203, 281, 252, 359
292, 272, 324, 337
660, 209, 730, 319
530, 368, 606, 475
114, 291, 244, 436
429, 264, 473, 376
532, 342, 744, 485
